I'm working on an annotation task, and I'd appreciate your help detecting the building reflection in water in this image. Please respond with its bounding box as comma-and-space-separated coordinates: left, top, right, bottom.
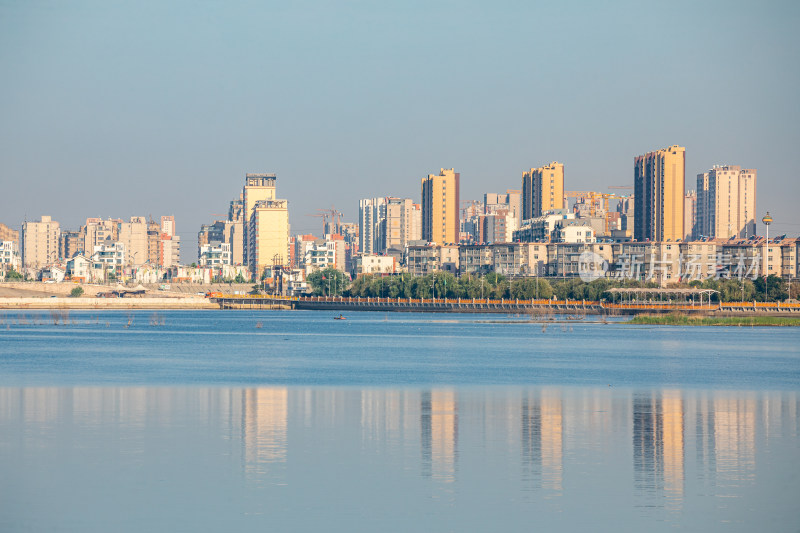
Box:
633, 390, 684, 509
360, 389, 418, 456
712, 393, 756, 488
241, 388, 288, 477
521, 388, 563, 491
2, 386, 796, 511
421, 390, 458, 483
693, 392, 717, 486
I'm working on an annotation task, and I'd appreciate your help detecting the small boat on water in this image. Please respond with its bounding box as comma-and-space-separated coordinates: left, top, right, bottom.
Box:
334, 314, 346, 320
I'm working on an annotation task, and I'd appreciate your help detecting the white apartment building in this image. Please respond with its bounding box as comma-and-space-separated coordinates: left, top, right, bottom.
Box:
199, 243, 232, 267
359, 197, 386, 254
696, 165, 757, 239
1, 241, 20, 271
353, 254, 396, 276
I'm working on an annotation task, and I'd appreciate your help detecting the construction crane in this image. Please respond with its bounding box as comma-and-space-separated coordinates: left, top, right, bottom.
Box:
608, 185, 633, 190
305, 213, 327, 236
564, 191, 630, 234
305, 206, 344, 236
317, 206, 343, 235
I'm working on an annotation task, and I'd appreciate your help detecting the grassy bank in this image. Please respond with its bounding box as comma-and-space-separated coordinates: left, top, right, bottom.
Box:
628, 314, 800, 326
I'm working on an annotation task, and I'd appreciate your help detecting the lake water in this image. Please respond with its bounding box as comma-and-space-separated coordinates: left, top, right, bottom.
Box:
1, 310, 799, 531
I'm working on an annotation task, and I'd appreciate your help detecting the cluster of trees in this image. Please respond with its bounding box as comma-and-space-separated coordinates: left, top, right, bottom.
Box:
211, 273, 247, 284
306, 267, 350, 296
1, 269, 23, 281
307, 267, 798, 302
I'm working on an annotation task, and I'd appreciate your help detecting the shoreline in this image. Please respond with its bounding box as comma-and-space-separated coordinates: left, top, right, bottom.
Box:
0, 297, 218, 310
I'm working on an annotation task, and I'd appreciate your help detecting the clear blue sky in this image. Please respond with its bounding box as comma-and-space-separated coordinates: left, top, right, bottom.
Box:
1, 0, 798, 248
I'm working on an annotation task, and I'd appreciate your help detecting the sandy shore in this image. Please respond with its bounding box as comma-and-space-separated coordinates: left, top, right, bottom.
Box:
0, 281, 244, 309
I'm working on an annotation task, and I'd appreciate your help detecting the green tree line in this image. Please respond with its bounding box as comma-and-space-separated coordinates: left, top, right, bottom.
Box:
307, 268, 797, 302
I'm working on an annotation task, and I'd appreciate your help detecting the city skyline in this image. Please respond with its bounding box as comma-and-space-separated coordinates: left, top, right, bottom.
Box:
1, 1, 798, 246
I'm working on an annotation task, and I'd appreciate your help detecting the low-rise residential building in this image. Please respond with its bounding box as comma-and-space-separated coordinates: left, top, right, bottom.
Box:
406, 242, 459, 276
459, 244, 493, 276
93, 242, 125, 269
40, 265, 65, 283
549, 243, 614, 278
303, 236, 347, 275
66, 254, 96, 282
199, 243, 232, 267
490, 244, 527, 276
515, 211, 575, 243
777, 238, 797, 279
406, 242, 439, 276
352, 254, 396, 277
555, 222, 596, 244
1, 241, 20, 271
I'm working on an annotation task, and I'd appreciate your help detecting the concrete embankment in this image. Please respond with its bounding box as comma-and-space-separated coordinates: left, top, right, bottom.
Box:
0, 297, 218, 310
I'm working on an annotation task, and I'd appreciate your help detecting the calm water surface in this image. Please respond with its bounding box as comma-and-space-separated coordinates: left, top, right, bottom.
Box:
0, 310, 798, 531
0, 309, 798, 387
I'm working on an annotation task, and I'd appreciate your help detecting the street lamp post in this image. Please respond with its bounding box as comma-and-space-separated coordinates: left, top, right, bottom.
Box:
762, 212, 772, 302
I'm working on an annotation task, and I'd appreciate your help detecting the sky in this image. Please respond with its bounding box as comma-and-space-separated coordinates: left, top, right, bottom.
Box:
1, 0, 798, 253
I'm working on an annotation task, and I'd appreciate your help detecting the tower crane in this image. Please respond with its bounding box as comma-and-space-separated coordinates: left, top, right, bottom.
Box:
564, 191, 630, 234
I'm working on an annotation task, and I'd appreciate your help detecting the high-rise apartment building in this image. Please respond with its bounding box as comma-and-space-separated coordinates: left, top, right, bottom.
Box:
696, 165, 757, 239
198, 220, 244, 265
21, 216, 60, 269
119, 216, 148, 266
60, 230, 82, 261
239, 174, 289, 276
147, 218, 162, 265
485, 190, 522, 242
248, 199, 289, 275
160, 235, 181, 267
0, 223, 18, 244
421, 168, 460, 245
359, 197, 387, 254
83, 218, 119, 252
684, 191, 696, 241
521, 163, 564, 221
242, 174, 278, 268
80, 217, 149, 266
410, 204, 422, 242
633, 145, 685, 242
160, 216, 176, 237
384, 197, 418, 253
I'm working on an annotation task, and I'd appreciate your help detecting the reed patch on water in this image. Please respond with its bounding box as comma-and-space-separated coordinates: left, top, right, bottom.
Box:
628, 313, 800, 327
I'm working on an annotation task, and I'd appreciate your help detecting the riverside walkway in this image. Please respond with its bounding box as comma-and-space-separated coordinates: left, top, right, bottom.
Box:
210, 294, 800, 315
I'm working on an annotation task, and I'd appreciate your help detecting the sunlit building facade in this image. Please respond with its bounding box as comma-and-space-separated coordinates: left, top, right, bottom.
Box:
634, 145, 685, 242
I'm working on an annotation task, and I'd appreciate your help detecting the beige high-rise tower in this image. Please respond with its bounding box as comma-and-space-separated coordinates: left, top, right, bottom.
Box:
634, 145, 685, 242
21, 216, 60, 269
696, 165, 756, 239
242, 174, 278, 269
521, 162, 564, 221
421, 168, 460, 245
241, 173, 289, 277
